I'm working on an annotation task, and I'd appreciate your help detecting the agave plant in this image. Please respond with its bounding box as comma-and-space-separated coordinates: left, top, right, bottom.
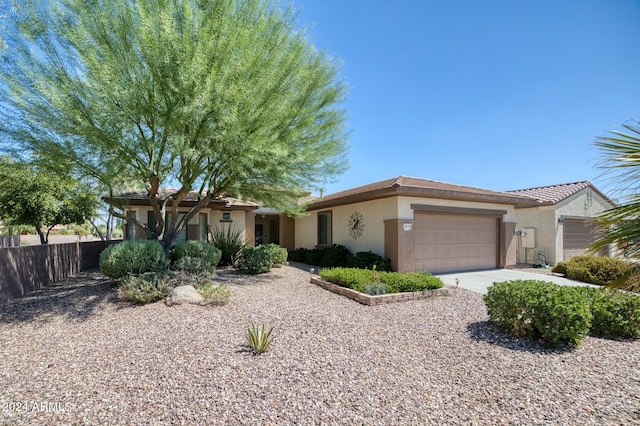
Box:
247, 323, 275, 355
210, 225, 246, 266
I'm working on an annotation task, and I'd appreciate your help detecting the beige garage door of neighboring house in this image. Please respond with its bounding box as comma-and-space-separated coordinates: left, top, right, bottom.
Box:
562, 218, 605, 261
413, 213, 498, 274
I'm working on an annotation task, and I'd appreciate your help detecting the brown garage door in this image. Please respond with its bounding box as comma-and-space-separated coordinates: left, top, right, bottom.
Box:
563, 219, 605, 261
414, 213, 498, 274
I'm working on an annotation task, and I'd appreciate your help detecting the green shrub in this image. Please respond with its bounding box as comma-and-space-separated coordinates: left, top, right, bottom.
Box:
196, 282, 231, 305
575, 287, 640, 338
118, 272, 173, 304
171, 240, 221, 272
364, 282, 386, 295
303, 248, 323, 266
380, 271, 443, 293
210, 226, 246, 266
247, 323, 275, 355
319, 267, 444, 294
100, 240, 167, 279
562, 256, 631, 286
263, 243, 288, 267
172, 256, 210, 275
235, 246, 272, 274
551, 262, 567, 275
319, 244, 353, 267
346, 251, 393, 271
288, 248, 307, 263
484, 280, 592, 348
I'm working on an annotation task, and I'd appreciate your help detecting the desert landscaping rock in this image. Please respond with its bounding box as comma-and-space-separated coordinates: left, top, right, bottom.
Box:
165, 285, 204, 306
1, 266, 639, 425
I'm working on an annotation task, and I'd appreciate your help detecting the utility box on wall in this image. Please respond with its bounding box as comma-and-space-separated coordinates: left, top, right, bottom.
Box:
521, 227, 535, 249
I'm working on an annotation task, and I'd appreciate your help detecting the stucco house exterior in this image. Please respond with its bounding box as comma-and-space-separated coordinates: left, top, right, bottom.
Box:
106, 190, 260, 247
107, 177, 616, 274
294, 176, 538, 273
506, 181, 616, 265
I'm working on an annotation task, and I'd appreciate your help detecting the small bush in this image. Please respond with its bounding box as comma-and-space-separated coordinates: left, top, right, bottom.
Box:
319, 244, 353, 267
247, 323, 275, 355
551, 262, 567, 275
562, 256, 631, 286
119, 272, 173, 304
210, 226, 246, 266
346, 251, 393, 271
196, 282, 231, 306
364, 282, 386, 295
171, 240, 221, 272
319, 267, 444, 294
235, 246, 272, 274
100, 240, 167, 279
575, 287, 640, 338
484, 280, 592, 348
263, 243, 288, 267
288, 248, 307, 263
303, 248, 324, 266
172, 256, 210, 275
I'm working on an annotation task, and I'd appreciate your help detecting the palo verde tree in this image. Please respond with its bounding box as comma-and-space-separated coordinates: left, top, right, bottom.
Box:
0, 157, 99, 244
592, 120, 640, 291
0, 0, 349, 252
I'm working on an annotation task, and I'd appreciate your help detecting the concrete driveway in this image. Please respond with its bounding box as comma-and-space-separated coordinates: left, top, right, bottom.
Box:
436, 269, 596, 295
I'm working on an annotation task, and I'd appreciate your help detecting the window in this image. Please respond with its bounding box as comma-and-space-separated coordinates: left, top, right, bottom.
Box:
126, 211, 136, 240
199, 213, 208, 241
166, 212, 187, 245
317, 211, 332, 246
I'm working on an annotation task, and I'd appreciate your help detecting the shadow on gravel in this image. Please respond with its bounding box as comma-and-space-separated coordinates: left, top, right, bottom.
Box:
0, 270, 117, 324
466, 321, 575, 354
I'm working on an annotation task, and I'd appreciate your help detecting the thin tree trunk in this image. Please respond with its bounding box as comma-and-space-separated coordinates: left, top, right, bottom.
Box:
8, 226, 14, 247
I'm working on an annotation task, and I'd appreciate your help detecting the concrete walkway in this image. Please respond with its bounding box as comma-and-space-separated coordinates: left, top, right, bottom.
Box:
436, 269, 596, 295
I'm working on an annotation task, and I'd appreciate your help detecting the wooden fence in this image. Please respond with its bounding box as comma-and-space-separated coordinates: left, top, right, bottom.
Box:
0, 240, 109, 305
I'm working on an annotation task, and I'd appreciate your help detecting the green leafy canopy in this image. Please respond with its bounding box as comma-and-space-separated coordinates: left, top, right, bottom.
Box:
0, 0, 349, 249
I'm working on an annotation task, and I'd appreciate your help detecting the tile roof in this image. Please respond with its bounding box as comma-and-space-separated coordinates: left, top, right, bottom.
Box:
307, 175, 538, 209
106, 189, 259, 208
506, 181, 594, 204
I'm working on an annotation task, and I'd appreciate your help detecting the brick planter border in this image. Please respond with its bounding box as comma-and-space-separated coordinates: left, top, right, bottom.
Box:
310, 277, 452, 306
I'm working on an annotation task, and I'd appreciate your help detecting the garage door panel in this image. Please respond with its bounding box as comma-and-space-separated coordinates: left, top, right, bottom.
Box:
563, 219, 606, 261
414, 213, 498, 274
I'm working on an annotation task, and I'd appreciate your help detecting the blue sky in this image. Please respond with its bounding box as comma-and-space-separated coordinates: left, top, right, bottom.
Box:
294, 0, 640, 198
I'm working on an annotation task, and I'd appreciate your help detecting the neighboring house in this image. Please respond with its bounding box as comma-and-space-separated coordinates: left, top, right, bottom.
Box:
506, 181, 616, 265
105, 190, 294, 249
294, 176, 538, 274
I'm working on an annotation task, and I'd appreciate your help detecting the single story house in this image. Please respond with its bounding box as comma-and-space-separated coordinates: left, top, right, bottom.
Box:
107, 176, 616, 274
105, 190, 285, 247
294, 176, 538, 273
506, 181, 616, 265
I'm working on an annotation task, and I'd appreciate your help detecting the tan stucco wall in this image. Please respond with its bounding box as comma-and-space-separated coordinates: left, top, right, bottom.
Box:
513, 206, 555, 264
398, 197, 517, 222
294, 197, 398, 256
124, 206, 250, 242
514, 188, 614, 264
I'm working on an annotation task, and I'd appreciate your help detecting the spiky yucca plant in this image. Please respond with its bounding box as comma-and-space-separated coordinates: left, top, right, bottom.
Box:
247, 323, 275, 355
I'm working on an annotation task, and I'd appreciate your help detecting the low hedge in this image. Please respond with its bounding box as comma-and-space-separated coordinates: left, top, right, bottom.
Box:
551, 256, 631, 286
100, 240, 168, 279
171, 240, 222, 272
319, 267, 443, 294
288, 245, 392, 271
484, 280, 592, 348
235, 246, 273, 275
484, 280, 640, 347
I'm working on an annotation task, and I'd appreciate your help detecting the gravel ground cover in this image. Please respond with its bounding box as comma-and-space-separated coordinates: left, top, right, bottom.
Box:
1, 265, 639, 425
